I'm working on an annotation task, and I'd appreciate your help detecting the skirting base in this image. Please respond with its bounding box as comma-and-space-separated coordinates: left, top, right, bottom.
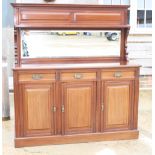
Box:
15, 130, 139, 148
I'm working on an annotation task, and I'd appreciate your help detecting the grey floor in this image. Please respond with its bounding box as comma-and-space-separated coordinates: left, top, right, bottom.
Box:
2, 90, 152, 155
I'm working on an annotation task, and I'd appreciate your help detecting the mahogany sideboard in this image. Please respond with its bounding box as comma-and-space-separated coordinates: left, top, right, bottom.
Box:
12, 3, 140, 147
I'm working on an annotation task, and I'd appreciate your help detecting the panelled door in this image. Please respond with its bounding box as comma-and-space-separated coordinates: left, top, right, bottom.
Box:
61, 82, 96, 135
22, 84, 55, 136
101, 80, 134, 131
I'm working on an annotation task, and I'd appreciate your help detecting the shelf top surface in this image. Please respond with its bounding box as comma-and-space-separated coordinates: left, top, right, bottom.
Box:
11, 3, 130, 9
13, 62, 140, 70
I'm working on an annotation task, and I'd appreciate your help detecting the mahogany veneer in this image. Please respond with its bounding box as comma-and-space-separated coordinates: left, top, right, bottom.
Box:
12, 3, 140, 147
12, 3, 130, 65
12, 3, 129, 28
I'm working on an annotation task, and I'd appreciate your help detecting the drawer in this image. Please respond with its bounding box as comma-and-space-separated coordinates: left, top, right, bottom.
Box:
61, 72, 96, 81
101, 70, 135, 79
19, 73, 55, 82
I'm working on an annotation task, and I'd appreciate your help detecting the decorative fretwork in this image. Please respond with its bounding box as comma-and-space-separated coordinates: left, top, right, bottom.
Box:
124, 28, 130, 61
14, 29, 18, 65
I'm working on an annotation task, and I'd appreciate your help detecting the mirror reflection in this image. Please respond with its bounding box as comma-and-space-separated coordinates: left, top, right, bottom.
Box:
21, 30, 121, 58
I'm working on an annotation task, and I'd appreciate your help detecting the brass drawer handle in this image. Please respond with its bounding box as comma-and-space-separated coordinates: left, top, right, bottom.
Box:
113, 72, 122, 78
74, 73, 83, 79
32, 74, 43, 80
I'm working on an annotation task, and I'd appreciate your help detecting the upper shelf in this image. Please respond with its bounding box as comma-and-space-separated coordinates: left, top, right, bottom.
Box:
11, 3, 130, 29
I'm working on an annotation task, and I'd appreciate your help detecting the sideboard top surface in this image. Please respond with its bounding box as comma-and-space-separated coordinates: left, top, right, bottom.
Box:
13, 62, 141, 71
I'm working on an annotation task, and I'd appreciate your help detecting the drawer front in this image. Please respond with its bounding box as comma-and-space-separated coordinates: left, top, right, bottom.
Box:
19, 73, 55, 82
75, 12, 123, 25
101, 70, 135, 79
61, 72, 96, 81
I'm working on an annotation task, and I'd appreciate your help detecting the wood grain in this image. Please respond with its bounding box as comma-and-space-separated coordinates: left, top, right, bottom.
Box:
22, 84, 54, 136
12, 4, 130, 65
15, 130, 139, 147
12, 3, 140, 148
101, 70, 135, 79
103, 81, 131, 130
61, 72, 96, 81
11, 4, 129, 28
19, 73, 55, 83
62, 82, 96, 134
13, 66, 139, 147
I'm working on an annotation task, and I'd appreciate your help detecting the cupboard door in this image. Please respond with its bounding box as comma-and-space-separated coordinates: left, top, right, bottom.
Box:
101, 81, 133, 131
61, 82, 96, 135
22, 84, 55, 136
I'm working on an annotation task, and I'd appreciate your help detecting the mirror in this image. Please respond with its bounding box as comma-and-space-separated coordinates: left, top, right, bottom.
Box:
21, 30, 121, 58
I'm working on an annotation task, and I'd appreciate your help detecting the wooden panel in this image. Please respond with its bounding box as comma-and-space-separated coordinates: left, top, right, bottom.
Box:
102, 81, 133, 131
23, 84, 54, 136
19, 73, 55, 82
18, 8, 71, 26
101, 70, 135, 79
106, 85, 129, 125
75, 12, 122, 25
12, 4, 129, 28
21, 12, 71, 21
61, 72, 96, 81
11, 3, 140, 148
62, 82, 96, 134
66, 87, 91, 128
15, 130, 139, 147
12, 4, 130, 64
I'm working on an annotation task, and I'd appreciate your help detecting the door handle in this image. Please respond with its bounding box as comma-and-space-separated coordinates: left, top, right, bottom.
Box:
101, 103, 104, 112
62, 105, 65, 113
52, 106, 56, 112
